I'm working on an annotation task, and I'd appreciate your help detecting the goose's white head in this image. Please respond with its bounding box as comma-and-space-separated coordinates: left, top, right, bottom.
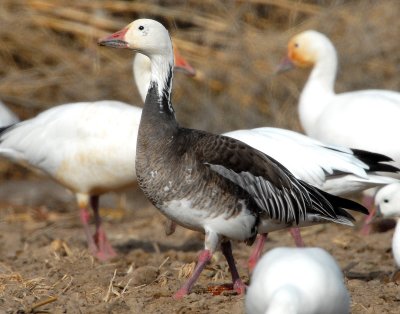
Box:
375, 183, 400, 218
288, 30, 335, 67
277, 30, 336, 72
99, 19, 176, 100
99, 19, 173, 62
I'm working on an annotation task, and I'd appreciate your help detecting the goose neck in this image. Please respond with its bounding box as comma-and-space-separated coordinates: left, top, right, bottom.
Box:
140, 52, 178, 136
298, 46, 338, 134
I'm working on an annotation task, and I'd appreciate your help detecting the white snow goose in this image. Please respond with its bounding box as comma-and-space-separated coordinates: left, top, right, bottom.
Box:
278, 29, 400, 233
0, 100, 19, 127
245, 247, 350, 314
0, 46, 194, 261
98, 18, 368, 299
224, 127, 398, 269
375, 182, 400, 268
278, 30, 400, 158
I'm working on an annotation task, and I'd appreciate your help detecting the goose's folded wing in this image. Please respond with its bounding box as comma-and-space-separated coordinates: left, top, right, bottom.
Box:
196, 133, 339, 224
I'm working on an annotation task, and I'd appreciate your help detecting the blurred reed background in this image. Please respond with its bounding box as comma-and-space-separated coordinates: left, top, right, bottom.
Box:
0, 0, 399, 138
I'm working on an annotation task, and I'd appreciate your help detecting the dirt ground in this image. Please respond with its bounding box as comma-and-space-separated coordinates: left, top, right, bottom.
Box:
0, 171, 399, 314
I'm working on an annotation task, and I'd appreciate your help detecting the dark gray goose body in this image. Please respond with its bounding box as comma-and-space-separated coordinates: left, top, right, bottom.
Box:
137, 100, 362, 239
98, 19, 368, 299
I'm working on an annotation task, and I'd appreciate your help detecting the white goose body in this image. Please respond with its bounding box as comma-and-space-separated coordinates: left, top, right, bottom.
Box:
284, 30, 400, 169
375, 182, 400, 267
245, 247, 350, 314
224, 127, 398, 196
306, 91, 400, 159
0, 101, 140, 194
0, 100, 19, 127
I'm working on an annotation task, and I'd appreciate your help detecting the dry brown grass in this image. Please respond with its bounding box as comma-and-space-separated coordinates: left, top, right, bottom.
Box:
0, 0, 399, 135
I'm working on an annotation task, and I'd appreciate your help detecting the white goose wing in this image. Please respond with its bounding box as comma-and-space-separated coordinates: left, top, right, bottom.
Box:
224, 127, 398, 195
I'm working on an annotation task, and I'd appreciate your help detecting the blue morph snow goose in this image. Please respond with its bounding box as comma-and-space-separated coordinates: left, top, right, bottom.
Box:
0, 46, 194, 261
98, 19, 368, 298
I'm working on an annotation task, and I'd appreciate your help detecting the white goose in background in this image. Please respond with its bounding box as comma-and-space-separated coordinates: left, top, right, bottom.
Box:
375, 182, 400, 268
280, 29, 400, 158
0, 100, 19, 127
224, 127, 398, 197
0, 48, 195, 261
98, 18, 368, 299
245, 247, 350, 314
279, 29, 400, 233
224, 127, 399, 269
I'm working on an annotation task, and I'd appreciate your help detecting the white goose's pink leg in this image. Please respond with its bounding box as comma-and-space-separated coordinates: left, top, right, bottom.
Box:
248, 229, 304, 272
221, 241, 246, 294
79, 205, 97, 255
248, 234, 267, 272
289, 227, 305, 247
360, 207, 377, 235
360, 194, 376, 235
91, 195, 117, 261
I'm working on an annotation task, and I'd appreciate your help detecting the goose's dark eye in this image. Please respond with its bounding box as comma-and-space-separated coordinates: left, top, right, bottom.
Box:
138, 25, 144, 31
294, 43, 299, 48
384, 199, 389, 203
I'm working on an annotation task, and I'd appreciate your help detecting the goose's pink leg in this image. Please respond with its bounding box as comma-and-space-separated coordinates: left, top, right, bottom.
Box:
91, 196, 117, 261
221, 241, 246, 294
360, 207, 377, 236
360, 195, 376, 235
79, 206, 97, 255
289, 227, 305, 247
248, 229, 304, 272
248, 234, 267, 272
173, 249, 212, 299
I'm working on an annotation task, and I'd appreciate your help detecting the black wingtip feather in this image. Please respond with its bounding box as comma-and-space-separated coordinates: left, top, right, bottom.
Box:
352, 148, 393, 162
369, 163, 400, 173
352, 148, 399, 173
0, 124, 15, 144
319, 189, 369, 215
0, 126, 9, 134
0, 124, 19, 147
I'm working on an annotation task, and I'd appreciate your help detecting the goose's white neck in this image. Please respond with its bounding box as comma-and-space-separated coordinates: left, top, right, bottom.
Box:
133, 53, 151, 103
298, 43, 338, 135
149, 54, 174, 103
392, 218, 400, 268
140, 49, 176, 126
